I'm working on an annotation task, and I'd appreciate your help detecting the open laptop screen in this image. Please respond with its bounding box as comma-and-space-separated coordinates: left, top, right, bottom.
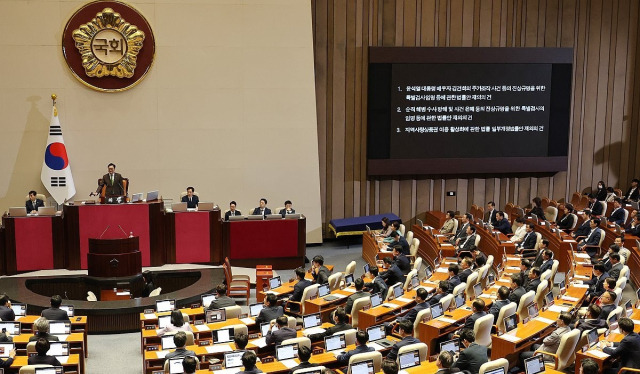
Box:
276, 343, 298, 361
168, 358, 184, 374
431, 302, 444, 319
318, 283, 331, 298
303, 313, 322, 329
156, 299, 176, 313
214, 327, 234, 343
0, 322, 20, 335
473, 283, 483, 299
269, 276, 282, 289
440, 339, 460, 355
60, 305, 74, 317
393, 284, 404, 299
161, 335, 177, 350
398, 350, 421, 370
527, 303, 539, 319
524, 355, 546, 374
249, 303, 265, 317
34, 368, 64, 374
224, 351, 244, 368
10, 303, 26, 317
370, 293, 382, 308
49, 321, 71, 335
206, 309, 226, 323
344, 274, 354, 286
351, 359, 375, 374
0, 343, 14, 358
158, 315, 171, 329
260, 322, 278, 336
486, 368, 506, 374
366, 325, 385, 342
201, 294, 216, 309
587, 328, 599, 347
324, 334, 346, 352
46, 342, 69, 357
504, 314, 518, 332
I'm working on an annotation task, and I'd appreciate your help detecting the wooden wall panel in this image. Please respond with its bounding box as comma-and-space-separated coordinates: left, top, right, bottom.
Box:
312, 0, 640, 236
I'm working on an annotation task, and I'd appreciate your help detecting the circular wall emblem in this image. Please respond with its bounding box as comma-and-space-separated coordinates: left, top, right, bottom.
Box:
62, 1, 155, 92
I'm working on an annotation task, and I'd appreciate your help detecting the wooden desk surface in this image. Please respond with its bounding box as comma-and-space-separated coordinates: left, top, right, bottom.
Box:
141, 317, 256, 339
17, 315, 87, 325
12, 332, 85, 344
11, 353, 80, 369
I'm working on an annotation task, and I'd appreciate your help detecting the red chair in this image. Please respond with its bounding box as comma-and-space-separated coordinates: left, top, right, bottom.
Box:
223, 257, 250, 304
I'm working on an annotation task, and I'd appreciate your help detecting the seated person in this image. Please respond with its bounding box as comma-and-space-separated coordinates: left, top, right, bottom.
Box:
471, 246, 487, 268
41, 294, 69, 321
451, 329, 488, 374
623, 178, 640, 202
225, 201, 242, 220
385, 320, 420, 361
380, 217, 393, 237
288, 346, 317, 374
28, 338, 62, 366
625, 211, 639, 236
607, 254, 623, 280
382, 360, 399, 374
557, 204, 575, 230
458, 258, 473, 284
26, 190, 44, 213
181, 186, 199, 209
208, 284, 237, 310
364, 266, 388, 299
380, 257, 405, 287
614, 236, 632, 263
0, 327, 12, 342
157, 309, 193, 336
265, 316, 296, 346
572, 211, 594, 239
609, 198, 626, 226
516, 224, 537, 253
255, 293, 284, 325
488, 286, 511, 323
286, 267, 312, 312
606, 187, 618, 202
602, 318, 640, 372
309, 307, 352, 340
575, 304, 606, 333
529, 240, 547, 268
395, 288, 429, 324
529, 197, 547, 220
508, 274, 526, 306
337, 330, 374, 365
234, 333, 250, 351
446, 264, 461, 293
141, 271, 155, 298
251, 198, 271, 216
165, 331, 196, 359
455, 226, 477, 255
0, 294, 15, 321
451, 213, 472, 245
435, 351, 455, 374
387, 231, 410, 255
460, 299, 487, 332
279, 200, 296, 217
597, 291, 617, 320
485, 201, 498, 225
494, 211, 512, 235
311, 255, 331, 285
519, 259, 532, 290
428, 281, 451, 306
182, 356, 197, 374
594, 278, 617, 306
29, 317, 59, 342
539, 249, 554, 274
238, 350, 263, 374
440, 211, 456, 234
391, 246, 411, 275
577, 218, 602, 258
520, 312, 572, 363
510, 217, 527, 244
584, 263, 609, 298
345, 278, 370, 314
95, 163, 125, 197
383, 221, 402, 243
587, 194, 603, 216
526, 267, 542, 293
581, 359, 599, 374
600, 244, 621, 272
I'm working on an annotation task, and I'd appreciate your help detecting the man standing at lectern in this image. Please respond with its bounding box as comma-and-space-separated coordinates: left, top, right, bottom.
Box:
181, 187, 199, 209
96, 163, 124, 197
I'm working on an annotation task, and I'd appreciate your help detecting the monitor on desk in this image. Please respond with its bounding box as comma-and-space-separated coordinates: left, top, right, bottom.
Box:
344, 274, 354, 286
269, 276, 282, 290
544, 292, 554, 307
473, 283, 483, 300
398, 350, 421, 370
424, 265, 433, 278
434, 256, 441, 268
9, 207, 27, 217
158, 315, 171, 329
488, 274, 495, 286
156, 299, 176, 313
198, 202, 214, 211
284, 213, 301, 220
172, 202, 188, 212
608, 314, 618, 330
260, 322, 278, 336
485, 368, 506, 374
586, 328, 599, 347
303, 313, 322, 329
265, 214, 282, 220
370, 293, 382, 308
247, 214, 264, 220
0, 322, 20, 335
318, 283, 331, 298
351, 359, 375, 374
531, 213, 539, 222
10, 303, 26, 317
366, 225, 372, 236
168, 358, 186, 374
206, 309, 226, 323
440, 339, 460, 355
363, 264, 371, 275
0, 343, 14, 358
201, 294, 216, 309
131, 193, 143, 202
392, 283, 404, 299
228, 215, 245, 221
556, 229, 563, 241
366, 325, 386, 342
409, 274, 420, 290
504, 314, 518, 332
527, 302, 539, 319
37, 206, 56, 216
524, 355, 546, 374
47, 342, 69, 357
559, 279, 567, 295
625, 299, 633, 317
324, 334, 346, 352
453, 293, 465, 310
417, 218, 424, 228
214, 327, 234, 343
224, 351, 244, 369
161, 335, 177, 350
49, 321, 71, 335
249, 303, 265, 317
276, 342, 298, 361
431, 302, 444, 319
34, 368, 64, 374
146, 190, 159, 201
60, 305, 74, 317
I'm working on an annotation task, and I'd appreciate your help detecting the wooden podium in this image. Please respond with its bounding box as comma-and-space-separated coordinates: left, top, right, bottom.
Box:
87, 237, 142, 277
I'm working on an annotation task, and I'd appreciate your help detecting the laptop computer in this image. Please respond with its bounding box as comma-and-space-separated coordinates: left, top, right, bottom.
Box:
366, 225, 372, 236
350, 359, 375, 374
269, 276, 282, 290
392, 284, 404, 300
398, 350, 421, 370
586, 328, 599, 348
131, 193, 143, 202
276, 342, 298, 361
370, 293, 383, 308
228, 215, 245, 221
344, 274, 355, 287
424, 265, 433, 279
544, 292, 555, 308
49, 321, 71, 335
504, 313, 518, 333
198, 202, 214, 211
608, 314, 619, 330
201, 294, 217, 309
9, 207, 27, 217
417, 218, 424, 228
625, 299, 633, 317
260, 322, 278, 336
247, 214, 264, 220
0, 343, 13, 358
431, 302, 444, 319
158, 315, 171, 329
206, 309, 226, 323
60, 305, 74, 317
161, 335, 177, 350
213, 327, 234, 344
34, 367, 64, 374
168, 358, 185, 374
486, 368, 506, 374
284, 213, 301, 219
440, 339, 460, 355
473, 283, 483, 300
524, 355, 546, 374
451, 293, 466, 310
10, 303, 26, 318
146, 190, 159, 201
249, 303, 265, 317
363, 264, 371, 275
172, 202, 188, 212
0, 322, 20, 335
409, 275, 420, 290
527, 303, 539, 319
302, 313, 325, 336
156, 299, 176, 313
318, 283, 331, 298
46, 342, 69, 357
224, 351, 245, 369
366, 324, 395, 348
37, 206, 56, 216
324, 334, 346, 353
265, 214, 282, 220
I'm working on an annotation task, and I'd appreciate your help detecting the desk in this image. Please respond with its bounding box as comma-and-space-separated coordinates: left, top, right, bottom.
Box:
11, 353, 81, 374
490, 310, 558, 363
304, 288, 354, 321
17, 315, 88, 358
256, 267, 332, 303
424, 211, 447, 230
165, 209, 223, 265
13, 332, 87, 373
418, 308, 473, 357
357, 290, 417, 330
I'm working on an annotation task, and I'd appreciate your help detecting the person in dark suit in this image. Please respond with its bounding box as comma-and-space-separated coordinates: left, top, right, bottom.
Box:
539, 250, 554, 274
28, 338, 62, 366
508, 274, 526, 306
602, 318, 640, 373
391, 246, 411, 275
309, 307, 352, 341
485, 201, 498, 225
529, 197, 547, 221
575, 304, 606, 333
519, 259, 532, 290
141, 271, 155, 298
608, 254, 623, 280
41, 295, 69, 321
382, 360, 399, 374
29, 318, 60, 342
455, 226, 477, 255
581, 359, 600, 374
95, 163, 125, 197
623, 178, 640, 202
380, 257, 404, 287
25, 190, 45, 213
395, 288, 429, 324
255, 293, 284, 325
364, 266, 388, 300
311, 255, 331, 285
251, 198, 272, 216
290, 267, 312, 303
598, 291, 617, 320
181, 187, 199, 209
182, 356, 197, 374
0, 294, 15, 321
447, 265, 461, 293
451, 213, 472, 245
386, 320, 421, 361
428, 281, 450, 306
460, 299, 487, 332
594, 181, 608, 201
388, 231, 410, 255
452, 329, 489, 374
587, 194, 604, 216
164, 331, 196, 360
494, 211, 512, 235
472, 246, 487, 268
526, 267, 542, 293
336, 330, 374, 365
573, 211, 593, 239
278, 200, 296, 217
599, 244, 619, 272
578, 218, 602, 258
435, 351, 455, 374
488, 286, 511, 324
584, 263, 608, 299
265, 316, 297, 346
237, 351, 263, 374
557, 204, 576, 230
288, 346, 317, 374
224, 201, 242, 220
609, 198, 626, 226
516, 224, 537, 254
345, 278, 370, 314
458, 258, 473, 284
207, 284, 237, 310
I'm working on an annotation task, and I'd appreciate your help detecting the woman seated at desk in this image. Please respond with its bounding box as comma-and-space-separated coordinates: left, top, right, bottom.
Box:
157, 310, 193, 336
440, 211, 456, 235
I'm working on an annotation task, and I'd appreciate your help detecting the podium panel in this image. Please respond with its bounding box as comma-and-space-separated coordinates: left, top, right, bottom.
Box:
2, 215, 64, 274
165, 209, 223, 265
88, 237, 142, 277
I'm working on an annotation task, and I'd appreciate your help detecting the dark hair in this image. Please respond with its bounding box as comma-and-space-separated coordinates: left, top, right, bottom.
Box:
50, 295, 62, 308
241, 350, 257, 370
488, 201, 495, 207
295, 267, 306, 279
610, 253, 621, 262
592, 218, 601, 226
260, 198, 268, 204
448, 264, 459, 275
559, 312, 572, 325
496, 211, 504, 219
439, 280, 450, 293
587, 193, 595, 199
587, 304, 601, 319
234, 333, 248, 349
460, 328, 475, 343
619, 317, 634, 333
369, 266, 379, 276
356, 330, 369, 345
520, 259, 531, 268
284, 200, 292, 205
605, 278, 616, 290
392, 221, 401, 229
382, 217, 390, 227
541, 239, 549, 247
609, 244, 620, 252
533, 197, 542, 207
170, 309, 185, 327
604, 290, 617, 301
472, 299, 485, 311
391, 230, 401, 238
416, 288, 428, 301
438, 351, 454, 368
230, 201, 237, 206
382, 360, 399, 374
398, 320, 413, 334
527, 223, 536, 230
593, 263, 605, 273
0, 294, 10, 306
446, 210, 455, 218
312, 255, 324, 266
581, 359, 599, 374
298, 345, 312, 362
614, 197, 623, 204
543, 249, 553, 259
182, 356, 197, 373
108, 163, 116, 168
498, 286, 510, 300
510, 273, 523, 287
35, 338, 50, 355
468, 226, 476, 233
530, 267, 541, 277
276, 316, 288, 327
632, 178, 640, 184
564, 203, 574, 212
266, 293, 278, 306
383, 257, 393, 265
392, 245, 403, 253
607, 187, 615, 193
29, 190, 37, 196
464, 213, 473, 221
334, 307, 348, 324
515, 217, 526, 224
186, 186, 194, 192
216, 284, 227, 296
142, 270, 153, 283
173, 331, 187, 348
354, 278, 364, 291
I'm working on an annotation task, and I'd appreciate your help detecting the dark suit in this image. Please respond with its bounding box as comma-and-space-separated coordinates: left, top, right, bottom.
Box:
265, 326, 296, 346
625, 186, 639, 202
364, 277, 388, 300
557, 214, 575, 230
609, 208, 626, 226
97, 172, 125, 196
165, 347, 196, 360
0, 306, 15, 321
452, 223, 470, 244
452, 343, 489, 374
530, 207, 547, 221
540, 259, 553, 274
252, 207, 272, 216
381, 264, 404, 287
573, 220, 592, 238
459, 268, 472, 284
0, 356, 14, 369
41, 307, 70, 322
389, 236, 410, 256
225, 209, 242, 221
456, 234, 476, 254
289, 362, 317, 374
448, 275, 461, 294
585, 272, 609, 298
238, 368, 264, 374
519, 232, 537, 250
600, 304, 616, 320
495, 218, 512, 235
290, 279, 312, 302
463, 311, 487, 331
395, 254, 411, 275
576, 318, 606, 333
255, 305, 283, 325
609, 263, 623, 280
181, 195, 199, 209
488, 299, 510, 324
603, 332, 640, 369
308, 322, 352, 341
429, 292, 448, 306
208, 296, 236, 310
627, 224, 640, 237
25, 199, 44, 213
526, 278, 541, 293
590, 201, 604, 216
336, 344, 374, 365
279, 208, 295, 218
312, 266, 331, 285
485, 209, 498, 226
28, 332, 59, 342
509, 287, 526, 306
345, 291, 370, 314
386, 336, 421, 361
579, 228, 602, 257
28, 354, 61, 366
398, 302, 429, 324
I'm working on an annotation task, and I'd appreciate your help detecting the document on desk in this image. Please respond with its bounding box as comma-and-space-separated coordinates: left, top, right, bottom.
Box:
480, 293, 497, 299
633, 320, 640, 325
574, 253, 590, 259
57, 334, 69, 342
548, 305, 571, 313
534, 317, 555, 324
440, 243, 454, 247
266, 290, 280, 295
506, 256, 520, 261
574, 275, 590, 280
240, 317, 255, 325
280, 359, 299, 369
195, 324, 211, 332
144, 313, 156, 319
436, 268, 449, 273
436, 317, 458, 324
501, 333, 522, 342
57, 356, 69, 364
396, 297, 414, 303
206, 344, 233, 354
251, 337, 268, 348
343, 287, 357, 293
561, 295, 579, 302
564, 239, 577, 243
367, 342, 385, 351
507, 266, 521, 271
156, 350, 168, 359
588, 349, 610, 358
303, 327, 326, 336
572, 284, 589, 289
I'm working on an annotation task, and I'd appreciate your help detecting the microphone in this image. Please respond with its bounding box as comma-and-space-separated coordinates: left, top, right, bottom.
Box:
99, 225, 111, 238
118, 225, 128, 237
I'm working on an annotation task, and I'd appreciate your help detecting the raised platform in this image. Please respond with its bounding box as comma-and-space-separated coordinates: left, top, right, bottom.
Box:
0, 268, 224, 334
329, 213, 401, 237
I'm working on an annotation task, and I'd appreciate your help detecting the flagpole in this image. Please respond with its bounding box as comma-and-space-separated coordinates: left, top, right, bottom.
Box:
51, 93, 56, 105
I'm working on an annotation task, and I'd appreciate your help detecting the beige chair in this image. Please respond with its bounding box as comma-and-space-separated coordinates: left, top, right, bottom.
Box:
399, 224, 406, 236
541, 269, 552, 284
347, 351, 383, 374
474, 314, 494, 348
345, 261, 356, 276
285, 284, 319, 316
412, 257, 423, 274
405, 230, 414, 244
516, 291, 536, 321
19, 366, 53, 374
452, 282, 467, 299
149, 287, 162, 297
403, 270, 418, 291
334, 328, 357, 346
479, 265, 492, 289
282, 336, 311, 350
534, 232, 543, 250
227, 324, 249, 336
465, 273, 480, 299
87, 291, 97, 301
350, 296, 370, 328
549, 260, 560, 293
570, 213, 579, 229
545, 206, 558, 222
397, 342, 428, 364
474, 235, 481, 247
293, 367, 327, 374
439, 294, 454, 311
164, 356, 200, 373
24, 194, 47, 204
485, 255, 494, 269
224, 305, 242, 319
536, 328, 580, 370
275, 206, 285, 214
600, 201, 607, 216
614, 288, 623, 306
615, 276, 628, 291
328, 272, 343, 291
607, 307, 624, 327
26, 341, 37, 355
450, 219, 459, 236
619, 265, 630, 280
535, 280, 549, 309
414, 308, 432, 336
387, 282, 404, 301
495, 302, 517, 333
479, 358, 509, 374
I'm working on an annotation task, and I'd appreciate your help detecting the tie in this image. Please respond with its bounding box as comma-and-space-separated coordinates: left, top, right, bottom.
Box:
189, 197, 192, 202
110, 175, 114, 185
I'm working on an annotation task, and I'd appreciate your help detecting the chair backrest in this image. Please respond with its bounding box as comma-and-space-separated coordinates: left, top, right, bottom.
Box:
410, 238, 420, 257
399, 224, 406, 236
282, 336, 311, 350
545, 206, 558, 222
149, 287, 162, 297
496, 302, 517, 333
19, 365, 54, 374
570, 213, 579, 229
345, 261, 356, 275
163, 356, 200, 373
615, 276, 627, 290
465, 273, 480, 298
347, 351, 383, 374
350, 296, 371, 328
224, 305, 242, 319
334, 329, 357, 346
554, 329, 580, 370
598, 232, 605, 247
516, 291, 536, 320
179, 191, 200, 199
387, 282, 404, 301
570, 192, 581, 206
479, 358, 509, 374
452, 218, 459, 234
26, 341, 37, 355
535, 280, 549, 309
299, 284, 319, 315
403, 270, 418, 291
549, 260, 560, 293
414, 308, 432, 336
534, 232, 542, 250
293, 366, 327, 374
474, 235, 481, 247
474, 314, 494, 347
87, 291, 97, 301
479, 265, 491, 289
397, 342, 428, 364
328, 272, 343, 291
541, 269, 552, 283
486, 255, 494, 269
412, 257, 423, 274
452, 282, 467, 299
440, 294, 454, 311
613, 288, 623, 307
608, 307, 624, 326
226, 324, 248, 337
405, 230, 414, 244
600, 201, 607, 216
620, 265, 630, 280
275, 206, 285, 214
